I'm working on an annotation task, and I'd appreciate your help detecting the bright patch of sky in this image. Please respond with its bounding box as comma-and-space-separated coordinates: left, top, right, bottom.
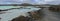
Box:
0, 0, 60, 5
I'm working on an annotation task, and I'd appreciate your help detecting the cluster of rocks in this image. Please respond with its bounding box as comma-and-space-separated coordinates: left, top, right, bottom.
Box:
49, 5, 60, 12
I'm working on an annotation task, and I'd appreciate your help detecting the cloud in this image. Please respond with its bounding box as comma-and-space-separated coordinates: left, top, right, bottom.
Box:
0, 0, 60, 5
45, 0, 54, 2
44, 0, 60, 4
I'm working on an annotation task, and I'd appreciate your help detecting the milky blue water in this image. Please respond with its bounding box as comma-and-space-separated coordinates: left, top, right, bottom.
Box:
0, 6, 41, 21
0, 6, 17, 10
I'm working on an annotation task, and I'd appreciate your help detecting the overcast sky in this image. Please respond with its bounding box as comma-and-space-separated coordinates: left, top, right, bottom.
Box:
0, 0, 60, 5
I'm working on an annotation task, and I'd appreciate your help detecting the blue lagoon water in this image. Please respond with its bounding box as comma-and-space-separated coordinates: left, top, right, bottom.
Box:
0, 6, 17, 10
0, 6, 41, 21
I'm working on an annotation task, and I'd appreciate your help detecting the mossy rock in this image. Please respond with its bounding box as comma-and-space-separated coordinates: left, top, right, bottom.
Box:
11, 16, 31, 21
30, 11, 43, 20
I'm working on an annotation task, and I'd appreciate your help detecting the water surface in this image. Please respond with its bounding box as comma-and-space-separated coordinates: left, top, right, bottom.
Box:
0, 6, 41, 21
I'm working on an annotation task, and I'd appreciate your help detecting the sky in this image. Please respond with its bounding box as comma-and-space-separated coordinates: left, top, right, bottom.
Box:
0, 0, 60, 5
